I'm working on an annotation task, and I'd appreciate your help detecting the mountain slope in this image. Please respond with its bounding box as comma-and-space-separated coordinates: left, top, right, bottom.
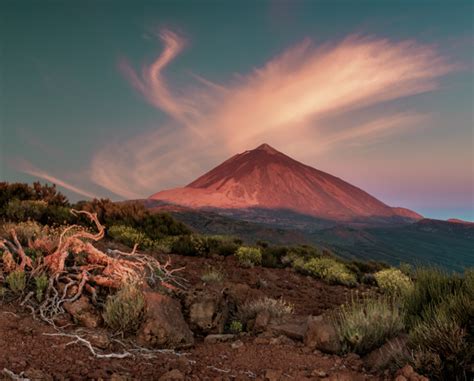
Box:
150, 143, 422, 222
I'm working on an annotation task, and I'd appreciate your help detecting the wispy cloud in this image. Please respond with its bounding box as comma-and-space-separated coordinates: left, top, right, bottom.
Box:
91, 30, 456, 199
17, 159, 100, 199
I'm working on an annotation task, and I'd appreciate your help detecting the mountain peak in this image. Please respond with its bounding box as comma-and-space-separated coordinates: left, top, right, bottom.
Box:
253, 143, 279, 154
150, 144, 422, 222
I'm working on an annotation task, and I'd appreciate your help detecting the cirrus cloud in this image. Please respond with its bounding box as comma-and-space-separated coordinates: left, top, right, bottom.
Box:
91, 29, 457, 199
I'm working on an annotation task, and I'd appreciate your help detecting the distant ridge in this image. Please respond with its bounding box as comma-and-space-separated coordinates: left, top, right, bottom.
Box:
150, 143, 422, 222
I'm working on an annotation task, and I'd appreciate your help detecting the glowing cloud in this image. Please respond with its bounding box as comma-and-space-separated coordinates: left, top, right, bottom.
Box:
91, 30, 456, 199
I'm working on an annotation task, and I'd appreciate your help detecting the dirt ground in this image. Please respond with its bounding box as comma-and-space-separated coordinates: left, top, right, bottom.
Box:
0, 249, 387, 381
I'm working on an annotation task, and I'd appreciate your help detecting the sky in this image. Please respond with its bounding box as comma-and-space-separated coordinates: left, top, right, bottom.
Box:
1, 0, 473, 221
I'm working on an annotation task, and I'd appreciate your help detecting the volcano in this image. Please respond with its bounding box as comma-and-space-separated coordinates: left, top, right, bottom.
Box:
149, 143, 422, 222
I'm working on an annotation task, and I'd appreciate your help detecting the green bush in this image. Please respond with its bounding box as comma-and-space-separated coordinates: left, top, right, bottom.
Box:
229, 320, 243, 334
302, 257, 357, 286
34, 274, 49, 302
261, 246, 288, 268
108, 225, 154, 249
403, 267, 463, 328
170, 235, 205, 256
103, 283, 145, 334
0, 221, 43, 245
333, 296, 404, 355
374, 268, 413, 296
6, 270, 27, 294
235, 246, 262, 267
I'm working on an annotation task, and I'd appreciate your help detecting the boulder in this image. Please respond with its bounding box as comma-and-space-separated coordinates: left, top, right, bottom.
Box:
204, 334, 235, 344
184, 287, 228, 334
137, 291, 193, 349
64, 296, 102, 328
304, 315, 341, 354
363, 335, 408, 371
254, 310, 271, 333
158, 369, 185, 381
268, 322, 306, 341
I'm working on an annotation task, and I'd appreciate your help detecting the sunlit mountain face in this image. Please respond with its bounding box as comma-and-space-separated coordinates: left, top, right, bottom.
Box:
150, 143, 422, 223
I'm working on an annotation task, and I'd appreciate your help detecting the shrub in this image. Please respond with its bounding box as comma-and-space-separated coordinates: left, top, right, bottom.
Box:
170, 235, 205, 256
239, 297, 294, 321
235, 247, 262, 267
0, 221, 43, 245
281, 245, 323, 267
34, 274, 49, 302
6, 270, 27, 294
103, 283, 145, 334
108, 225, 154, 249
229, 320, 243, 334
201, 266, 224, 283
403, 267, 463, 328
206, 236, 239, 257
302, 257, 357, 286
374, 268, 413, 296
332, 296, 404, 355
261, 246, 288, 268
0, 287, 6, 298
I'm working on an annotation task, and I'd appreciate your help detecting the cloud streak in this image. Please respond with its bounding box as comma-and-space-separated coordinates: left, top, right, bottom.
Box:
92, 30, 456, 199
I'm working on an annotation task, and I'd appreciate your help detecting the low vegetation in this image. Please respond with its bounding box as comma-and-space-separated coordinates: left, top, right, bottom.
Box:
235, 246, 262, 267
332, 296, 404, 355
239, 297, 294, 322
302, 257, 357, 286
6, 270, 27, 294
374, 268, 413, 296
201, 266, 225, 283
103, 283, 146, 335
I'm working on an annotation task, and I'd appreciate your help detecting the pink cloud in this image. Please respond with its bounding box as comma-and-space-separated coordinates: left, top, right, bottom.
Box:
17, 160, 100, 199
91, 30, 457, 199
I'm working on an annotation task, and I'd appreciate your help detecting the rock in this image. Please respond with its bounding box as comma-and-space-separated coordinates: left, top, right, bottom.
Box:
265, 369, 283, 381
159, 369, 185, 381
204, 334, 235, 344
86, 331, 110, 349
137, 291, 194, 349
394, 376, 407, 381
269, 322, 306, 341
24, 368, 53, 381
254, 337, 270, 345
304, 315, 341, 354
231, 340, 244, 349
364, 335, 408, 371
110, 374, 132, 381
184, 287, 228, 334
311, 370, 328, 378
64, 296, 102, 328
399, 365, 414, 378
254, 310, 271, 333
269, 335, 295, 346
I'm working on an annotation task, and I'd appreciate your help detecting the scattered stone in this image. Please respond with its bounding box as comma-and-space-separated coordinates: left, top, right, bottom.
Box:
265, 369, 283, 381
394, 376, 407, 381
254, 337, 270, 345
159, 369, 185, 381
311, 369, 328, 378
204, 334, 235, 344
399, 365, 414, 378
137, 291, 194, 349
254, 310, 271, 333
269, 335, 295, 346
364, 335, 408, 371
304, 315, 341, 354
231, 340, 244, 349
269, 322, 306, 341
24, 368, 54, 381
185, 288, 228, 334
86, 331, 110, 349
63, 296, 102, 328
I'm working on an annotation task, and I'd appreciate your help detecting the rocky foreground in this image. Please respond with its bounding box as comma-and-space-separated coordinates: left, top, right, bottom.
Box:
0, 246, 427, 381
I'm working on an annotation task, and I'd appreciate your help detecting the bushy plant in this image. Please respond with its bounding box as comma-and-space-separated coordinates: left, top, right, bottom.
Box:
6, 270, 27, 294
235, 246, 262, 267
108, 225, 154, 249
261, 246, 288, 268
332, 296, 404, 355
403, 267, 463, 328
229, 320, 243, 334
201, 266, 224, 283
0, 220, 43, 244
374, 268, 413, 296
281, 245, 322, 267
170, 235, 205, 256
34, 274, 49, 302
103, 283, 145, 334
302, 257, 357, 286
239, 297, 294, 321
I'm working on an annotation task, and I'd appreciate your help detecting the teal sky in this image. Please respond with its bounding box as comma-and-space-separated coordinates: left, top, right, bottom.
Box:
1, 0, 473, 221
